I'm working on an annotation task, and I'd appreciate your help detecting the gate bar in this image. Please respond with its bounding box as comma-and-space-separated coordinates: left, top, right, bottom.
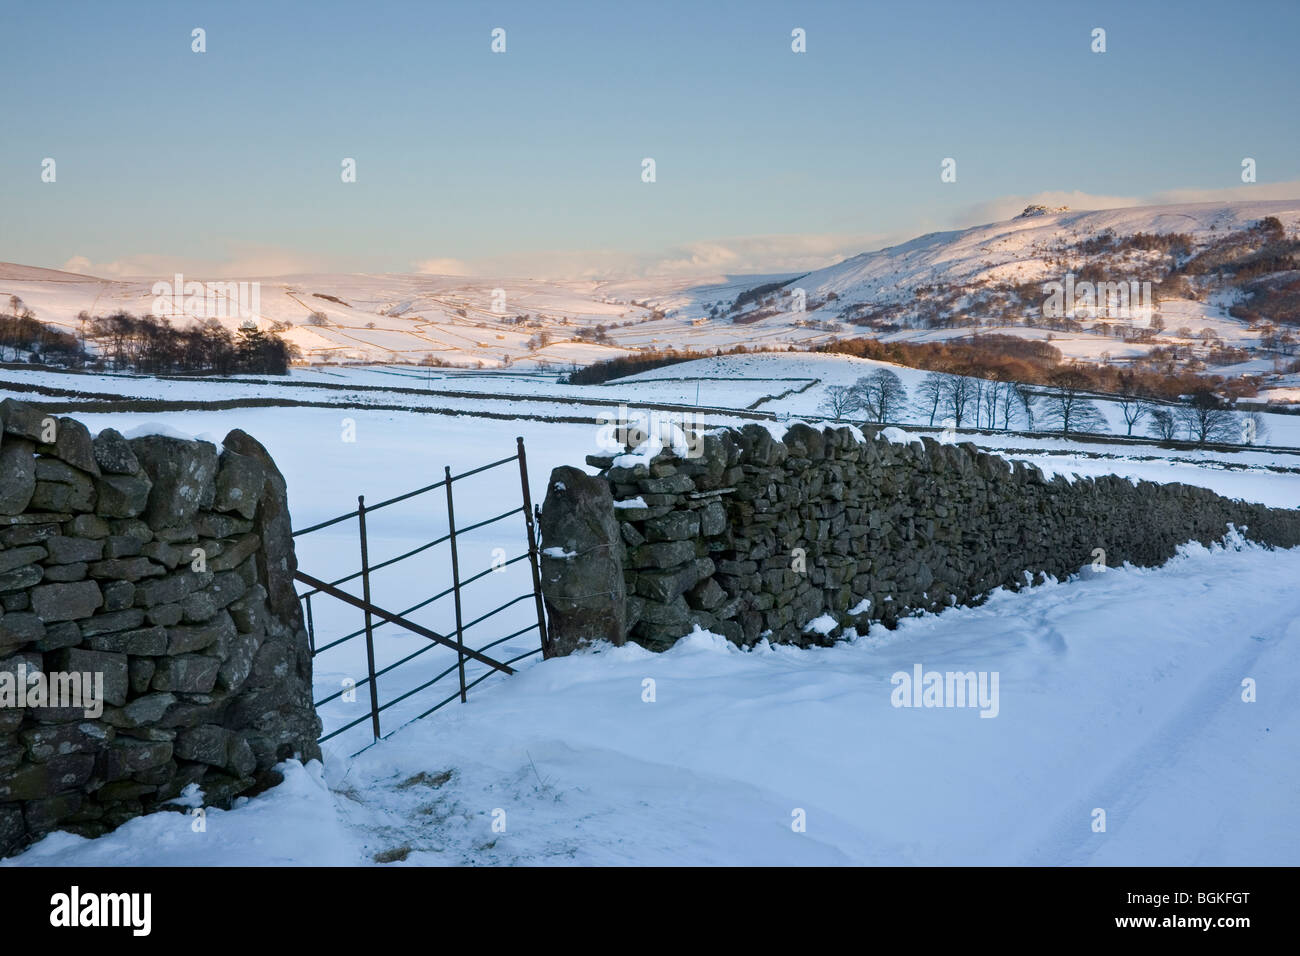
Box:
357, 495, 382, 741
444, 465, 468, 703
516, 436, 551, 657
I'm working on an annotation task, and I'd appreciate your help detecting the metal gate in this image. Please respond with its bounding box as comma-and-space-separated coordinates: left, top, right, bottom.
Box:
292, 437, 549, 754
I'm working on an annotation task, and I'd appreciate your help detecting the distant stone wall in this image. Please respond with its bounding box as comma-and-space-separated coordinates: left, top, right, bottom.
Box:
0, 399, 319, 857
539, 423, 1300, 655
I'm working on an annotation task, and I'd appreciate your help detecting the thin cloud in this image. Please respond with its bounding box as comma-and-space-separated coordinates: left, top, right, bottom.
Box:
413, 257, 473, 276
410, 232, 897, 281
61, 245, 338, 280
1150, 181, 1300, 204
647, 233, 897, 277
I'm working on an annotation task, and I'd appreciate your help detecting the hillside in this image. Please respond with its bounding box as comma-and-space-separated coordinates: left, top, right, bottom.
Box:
796, 199, 1300, 309
3, 200, 1299, 384
730, 200, 1300, 379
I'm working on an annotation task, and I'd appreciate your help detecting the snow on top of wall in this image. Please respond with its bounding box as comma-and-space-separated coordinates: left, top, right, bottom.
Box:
120, 421, 202, 441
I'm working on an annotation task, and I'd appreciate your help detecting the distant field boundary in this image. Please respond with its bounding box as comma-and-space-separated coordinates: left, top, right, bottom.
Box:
4, 365, 1300, 461
747, 379, 820, 410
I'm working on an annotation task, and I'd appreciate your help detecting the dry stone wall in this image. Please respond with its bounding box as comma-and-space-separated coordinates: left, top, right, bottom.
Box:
0, 399, 320, 857
540, 423, 1300, 655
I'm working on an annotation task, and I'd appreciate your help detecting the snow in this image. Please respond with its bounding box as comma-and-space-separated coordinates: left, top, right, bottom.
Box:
6, 533, 1298, 866
881, 425, 925, 445
802, 614, 838, 635
121, 421, 202, 441
6, 760, 352, 867
611, 427, 695, 468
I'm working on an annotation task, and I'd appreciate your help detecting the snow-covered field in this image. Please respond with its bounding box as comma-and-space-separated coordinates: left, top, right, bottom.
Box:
4, 353, 1300, 447
2, 354, 1298, 866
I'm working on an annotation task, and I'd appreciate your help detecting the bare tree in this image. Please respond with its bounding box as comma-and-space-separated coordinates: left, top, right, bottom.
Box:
941, 374, 977, 427
916, 373, 946, 426
982, 379, 1003, 430
819, 384, 861, 421
1040, 367, 1106, 435
1148, 407, 1177, 441
996, 381, 1022, 430
1115, 371, 1151, 436
854, 369, 908, 423
1177, 390, 1237, 445
1117, 396, 1151, 436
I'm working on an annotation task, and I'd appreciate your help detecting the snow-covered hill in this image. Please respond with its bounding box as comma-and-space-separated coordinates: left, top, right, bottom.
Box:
798, 199, 1300, 308
3, 199, 1298, 376
765, 199, 1300, 375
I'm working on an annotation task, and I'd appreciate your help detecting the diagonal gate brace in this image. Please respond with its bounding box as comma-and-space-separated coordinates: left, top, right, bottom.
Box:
294, 570, 515, 675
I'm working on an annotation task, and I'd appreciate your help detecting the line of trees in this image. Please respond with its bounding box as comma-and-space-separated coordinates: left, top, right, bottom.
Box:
822, 367, 1034, 432
84, 312, 297, 375
2, 296, 81, 363
818, 363, 1267, 446
565, 345, 759, 385
1102, 371, 1266, 444
818, 334, 1244, 402
0, 301, 297, 375
912, 371, 1041, 431
822, 367, 1041, 433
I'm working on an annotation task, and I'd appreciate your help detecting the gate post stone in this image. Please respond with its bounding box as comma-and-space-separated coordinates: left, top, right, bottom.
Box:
538, 466, 626, 655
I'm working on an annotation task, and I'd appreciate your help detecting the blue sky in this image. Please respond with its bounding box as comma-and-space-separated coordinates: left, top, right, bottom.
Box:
2, 0, 1297, 278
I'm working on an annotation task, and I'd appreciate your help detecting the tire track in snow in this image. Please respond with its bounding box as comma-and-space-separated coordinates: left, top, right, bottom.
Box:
1021, 593, 1300, 865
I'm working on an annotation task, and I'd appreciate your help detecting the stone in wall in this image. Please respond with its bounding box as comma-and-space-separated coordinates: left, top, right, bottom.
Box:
0, 400, 321, 857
